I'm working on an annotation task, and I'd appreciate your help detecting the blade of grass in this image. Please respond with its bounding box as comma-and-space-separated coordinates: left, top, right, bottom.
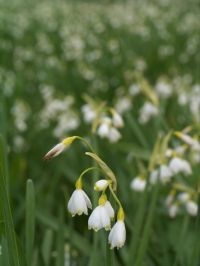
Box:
134, 183, 160, 266
56, 209, 64, 266
0, 135, 21, 266
42, 229, 53, 266
125, 113, 149, 148
36, 210, 91, 255
25, 179, 35, 266
128, 190, 148, 265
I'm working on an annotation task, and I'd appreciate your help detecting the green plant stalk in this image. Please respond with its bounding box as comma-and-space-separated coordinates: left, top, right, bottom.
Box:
0, 135, 21, 266
173, 215, 189, 266
56, 209, 64, 266
25, 179, 35, 266
128, 190, 148, 265
134, 183, 159, 266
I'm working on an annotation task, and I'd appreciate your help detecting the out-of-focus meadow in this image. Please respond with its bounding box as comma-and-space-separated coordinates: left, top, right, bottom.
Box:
0, 0, 200, 265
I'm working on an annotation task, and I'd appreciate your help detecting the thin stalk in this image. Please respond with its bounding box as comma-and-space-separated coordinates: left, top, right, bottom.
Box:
0, 135, 21, 266
134, 184, 159, 266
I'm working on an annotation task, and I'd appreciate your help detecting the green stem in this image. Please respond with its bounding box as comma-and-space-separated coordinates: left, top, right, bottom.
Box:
109, 184, 122, 209
76, 136, 95, 153
79, 167, 102, 180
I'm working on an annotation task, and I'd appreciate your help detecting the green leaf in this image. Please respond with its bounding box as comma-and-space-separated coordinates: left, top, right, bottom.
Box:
25, 179, 35, 266
0, 135, 21, 266
42, 229, 53, 266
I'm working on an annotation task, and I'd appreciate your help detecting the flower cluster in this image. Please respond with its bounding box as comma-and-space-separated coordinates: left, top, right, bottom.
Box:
82, 97, 124, 143
130, 130, 199, 217
44, 136, 126, 249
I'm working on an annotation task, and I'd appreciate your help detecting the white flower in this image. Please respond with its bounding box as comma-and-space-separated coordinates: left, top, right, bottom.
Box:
94, 180, 110, 191
139, 102, 159, 124
130, 177, 146, 192
88, 201, 113, 231
108, 127, 121, 143
177, 192, 190, 203
155, 81, 172, 99
169, 157, 192, 175
43, 143, 66, 160
165, 194, 174, 207
149, 170, 159, 184
175, 132, 200, 151
67, 189, 92, 216
168, 204, 178, 218
81, 104, 96, 123
112, 112, 124, 128
104, 201, 115, 219
159, 165, 173, 183
186, 200, 198, 216
108, 221, 126, 249
97, 118, 111, 137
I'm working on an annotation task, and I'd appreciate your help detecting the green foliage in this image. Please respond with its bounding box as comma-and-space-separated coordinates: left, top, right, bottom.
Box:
0, 0, 200, 265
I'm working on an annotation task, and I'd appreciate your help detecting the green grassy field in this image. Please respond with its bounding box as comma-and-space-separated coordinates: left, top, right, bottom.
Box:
0, 0, 200, 265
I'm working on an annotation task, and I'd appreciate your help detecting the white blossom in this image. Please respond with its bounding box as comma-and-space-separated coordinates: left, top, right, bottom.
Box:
130, 177, 146, 192
112, 112, 124, 128
168, 204, 178, 218
139, 102, 159, 124
169, 157, 192, 175
88, 202, 112, 231
67, 189, 92, 216
81, 104, 96, 123
94, 180, 110, 191
186, 200, 198, 216
155, 81, 173, 99
159, 165, 173, 183
108, 127, 121, 143
108, 221, 126, 249
177, 192, 190, 203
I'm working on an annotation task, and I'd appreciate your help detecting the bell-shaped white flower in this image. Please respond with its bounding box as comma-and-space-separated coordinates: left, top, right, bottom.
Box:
168, 203, 178, 218
108, 220, 126, 249
88, 195, 114, 231
88, 205, 111, 231
94, 179, 110, 191
112, 112, 124, 128
68, 189, 92, 217
130, 177, 146, 192
97, 121, 110, 138
149, 170, 159, 184
108, 127, 121, 143
177, 192, 190, 203
108, 207, 126, 249
186, 200, 198, 216
81, 104, 96, 123
104, 201, 115, 219
159, 165, 173, 183
168, 157, 192, 175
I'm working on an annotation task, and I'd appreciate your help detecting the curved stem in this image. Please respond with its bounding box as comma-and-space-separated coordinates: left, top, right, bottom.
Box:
75, 136, 95, 153
109, 184, 122, 209
79, 167, 100, 179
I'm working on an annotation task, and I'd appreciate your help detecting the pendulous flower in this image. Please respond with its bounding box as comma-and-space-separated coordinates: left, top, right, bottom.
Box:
108, 208, 126, 249
67, 189, 92, 217
88, 194, 114, 231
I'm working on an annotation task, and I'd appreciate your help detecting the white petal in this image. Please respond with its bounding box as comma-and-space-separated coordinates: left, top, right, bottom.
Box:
108, 221, 126, 249
100, 207, 111, 230
88, 206, 102, 231
82, 190, 92, 209
94, 180, 109, 191
104, 201, 115, 219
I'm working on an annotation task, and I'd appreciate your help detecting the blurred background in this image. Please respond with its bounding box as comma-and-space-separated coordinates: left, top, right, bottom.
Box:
0, 0, 200, 265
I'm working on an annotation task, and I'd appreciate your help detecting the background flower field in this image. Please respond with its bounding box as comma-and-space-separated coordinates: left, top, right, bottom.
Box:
0, 0, 200, 265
